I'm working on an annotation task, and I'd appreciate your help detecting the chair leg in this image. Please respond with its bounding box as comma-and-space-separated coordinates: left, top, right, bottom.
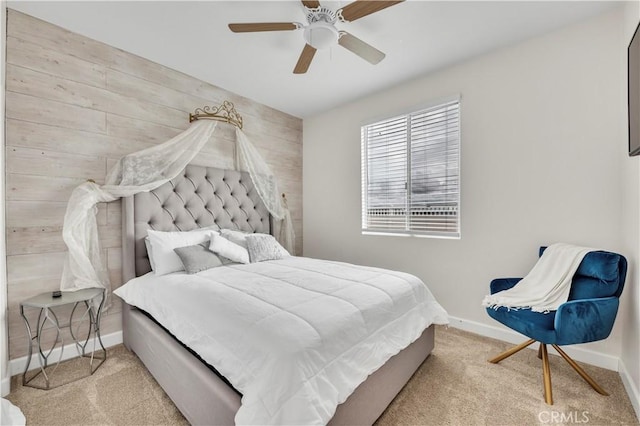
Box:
488, 338, 536, 364
538, 343, 543, 359
540, 344, 553, 405
551, 344, 609, 396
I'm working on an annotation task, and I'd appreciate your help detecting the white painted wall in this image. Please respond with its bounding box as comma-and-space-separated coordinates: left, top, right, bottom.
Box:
1, 2, 9, 397
620, 0, 640, 416
304, 8, 628, 361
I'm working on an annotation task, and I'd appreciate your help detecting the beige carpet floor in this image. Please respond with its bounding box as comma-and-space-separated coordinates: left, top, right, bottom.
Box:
7, 326, 639, 425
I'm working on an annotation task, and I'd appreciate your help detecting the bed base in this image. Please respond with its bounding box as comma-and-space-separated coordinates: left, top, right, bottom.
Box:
123, 303, 434, 425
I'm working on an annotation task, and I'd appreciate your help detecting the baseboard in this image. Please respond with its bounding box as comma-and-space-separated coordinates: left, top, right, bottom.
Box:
619, 359, 640, 421
447, 315, 620, 371
8, 330, 123, 379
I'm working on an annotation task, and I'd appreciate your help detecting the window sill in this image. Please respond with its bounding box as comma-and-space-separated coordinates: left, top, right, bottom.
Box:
362, 231, 460, 240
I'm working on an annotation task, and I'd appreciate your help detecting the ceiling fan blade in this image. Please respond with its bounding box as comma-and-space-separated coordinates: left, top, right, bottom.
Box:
301, 0, 321, 8
293, 44, 317, 74
338, 0, 404, 22
338, 32, 385, 64
228, 23, 298, 33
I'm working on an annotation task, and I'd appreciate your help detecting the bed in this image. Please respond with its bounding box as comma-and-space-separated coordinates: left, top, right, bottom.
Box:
116, 164, 447, 425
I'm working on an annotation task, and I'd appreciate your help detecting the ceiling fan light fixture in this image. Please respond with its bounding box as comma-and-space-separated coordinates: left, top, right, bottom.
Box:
303, 21, 338, 50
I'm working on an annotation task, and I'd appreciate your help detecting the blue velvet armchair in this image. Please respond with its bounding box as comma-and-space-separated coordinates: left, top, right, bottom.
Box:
486, 247, 627, 405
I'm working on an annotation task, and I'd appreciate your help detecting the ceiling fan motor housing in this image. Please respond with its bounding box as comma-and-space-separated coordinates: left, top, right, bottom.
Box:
304, 6, 339, 49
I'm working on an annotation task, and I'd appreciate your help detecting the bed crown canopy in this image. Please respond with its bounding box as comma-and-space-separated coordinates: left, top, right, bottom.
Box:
60, 101, 295, 293
189, 100, 244, 129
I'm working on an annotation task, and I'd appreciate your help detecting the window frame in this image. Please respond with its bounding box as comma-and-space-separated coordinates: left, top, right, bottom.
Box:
361, 95, 461, 239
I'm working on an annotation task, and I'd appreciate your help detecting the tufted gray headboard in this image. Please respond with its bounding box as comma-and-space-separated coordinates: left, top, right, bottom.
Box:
122, 165, 271, 280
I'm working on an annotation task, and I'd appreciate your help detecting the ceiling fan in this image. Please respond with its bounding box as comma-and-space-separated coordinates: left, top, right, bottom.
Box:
228, 0, 404, 74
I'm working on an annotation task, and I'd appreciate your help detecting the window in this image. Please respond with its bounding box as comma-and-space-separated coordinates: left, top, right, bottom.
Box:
361, 97, 460, 238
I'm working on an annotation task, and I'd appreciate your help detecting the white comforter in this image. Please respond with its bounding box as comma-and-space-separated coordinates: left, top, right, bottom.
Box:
114, 256, 448, 425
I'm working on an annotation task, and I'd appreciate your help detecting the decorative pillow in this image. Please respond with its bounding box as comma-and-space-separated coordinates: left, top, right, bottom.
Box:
209, 233, 250, 264
174, 242, 231, 274
147, 229, 218, 275
220, 228, 250, 249
246, 234, 290, 263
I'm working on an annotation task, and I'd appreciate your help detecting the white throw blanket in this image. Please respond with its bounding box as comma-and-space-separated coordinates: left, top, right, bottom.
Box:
482, 243, 592, 312
114, 256, 449, 425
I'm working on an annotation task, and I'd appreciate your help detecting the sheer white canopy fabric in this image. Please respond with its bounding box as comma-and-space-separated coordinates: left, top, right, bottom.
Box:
60, 119, 295, 293
235, 128, 295, 252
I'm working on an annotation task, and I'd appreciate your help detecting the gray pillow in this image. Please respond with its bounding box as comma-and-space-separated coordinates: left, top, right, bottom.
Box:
173, 242, 232, 274
246, 234, 290, 263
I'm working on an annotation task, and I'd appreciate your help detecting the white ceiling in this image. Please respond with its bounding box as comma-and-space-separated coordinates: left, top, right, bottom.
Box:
8, 1, 620, 118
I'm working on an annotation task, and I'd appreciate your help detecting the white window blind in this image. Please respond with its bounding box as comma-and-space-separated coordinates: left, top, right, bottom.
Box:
361, 98, 460, 237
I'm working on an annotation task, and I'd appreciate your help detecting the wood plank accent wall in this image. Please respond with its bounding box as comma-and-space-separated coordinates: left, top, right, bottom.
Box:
5, 9, 303, 359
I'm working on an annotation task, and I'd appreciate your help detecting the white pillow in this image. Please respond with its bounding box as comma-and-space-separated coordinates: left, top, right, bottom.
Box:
145, 225, 219, 272
144, 237, 157, 272
220, 229, 249, 249
147, 229, 218, 275
209, 234, 250, 264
